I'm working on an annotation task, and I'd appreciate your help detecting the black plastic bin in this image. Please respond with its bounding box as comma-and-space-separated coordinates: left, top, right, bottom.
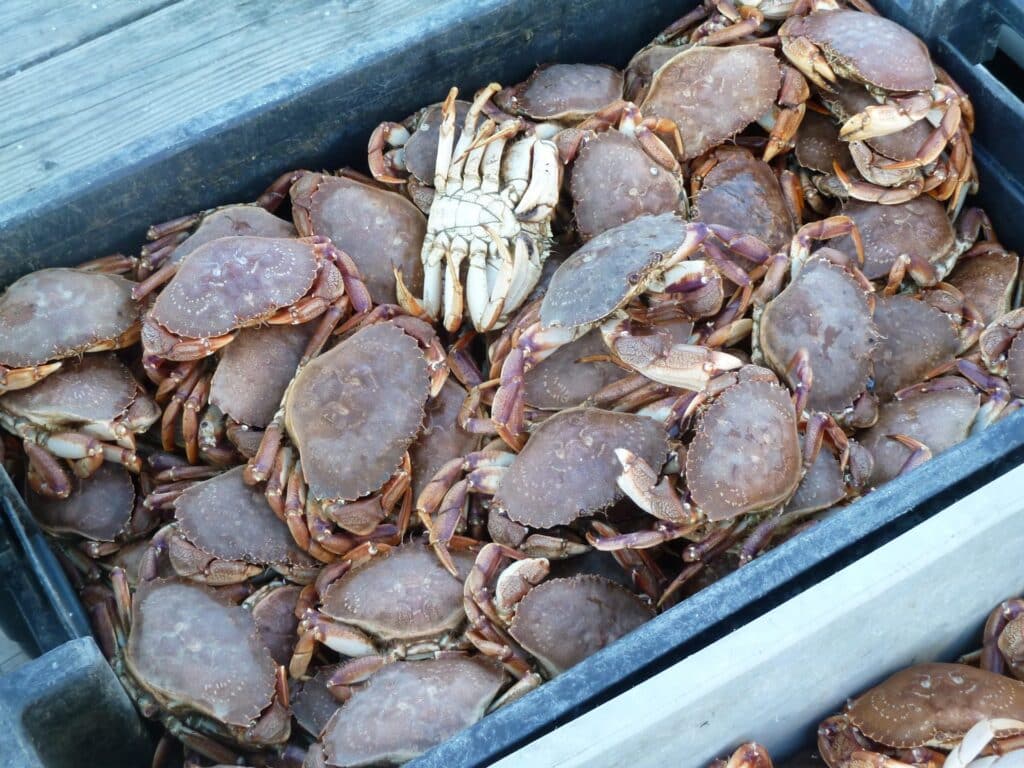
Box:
1, 1, 1023, 767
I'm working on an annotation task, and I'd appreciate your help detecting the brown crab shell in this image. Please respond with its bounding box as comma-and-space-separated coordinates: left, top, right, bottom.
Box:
28, 462, 135, 542
641, 44, 782, 162
783, 443, 845, 516
125, 578, 279, 731
871, 295, 959, 400
321, 656, 506, 767
834, 198, 956, 284
497, 63, 623, 121
686, 372, 802, 521
780, 10, 935, 92
524, 327, 627, 410
509, 575, 654, 676
623, 44, 678, 103
794, 110, 854, 174
285, 322, 429, 503
494, 407, 669, 529
292, 665, 342, 738
757, 259, 877, 414
858, 386, 979, 487
848, 663, 1024, 749
409, 379, 479, 502
290, 173, 426, 304
319, 543, 473, 642
693, 148, 794, 253
0, 352, 137, 424
947, 251, 1020, 326
570, 130, 684, 241
170, 205, 296, 265
147, 235, 329, 342
0, 269, 139, 368
248, 584, 302, 668
1010, 332, 1024, 397
173, 466, 314, 571
403, 100, 473, 184
540, 212, 690, 329
209, 323, 314, 429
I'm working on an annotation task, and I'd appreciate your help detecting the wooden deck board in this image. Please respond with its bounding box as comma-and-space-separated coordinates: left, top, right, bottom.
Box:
0, 0, 678, 280
0, 0, 180, 79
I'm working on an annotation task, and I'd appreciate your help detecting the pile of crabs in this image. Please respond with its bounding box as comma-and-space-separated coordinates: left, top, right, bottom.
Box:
713, 595, 1024, 768
1, 0, 1022, 765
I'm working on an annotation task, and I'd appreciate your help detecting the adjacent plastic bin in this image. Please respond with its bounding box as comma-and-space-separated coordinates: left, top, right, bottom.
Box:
1, 1, 1023, 766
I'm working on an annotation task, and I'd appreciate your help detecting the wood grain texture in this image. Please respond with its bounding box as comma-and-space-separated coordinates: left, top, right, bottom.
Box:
0, 0, 179, 79
495, 464, 1024, 768
0, 0, 681, 282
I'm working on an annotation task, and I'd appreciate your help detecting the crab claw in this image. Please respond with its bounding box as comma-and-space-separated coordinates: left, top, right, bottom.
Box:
600, 317, 743, 389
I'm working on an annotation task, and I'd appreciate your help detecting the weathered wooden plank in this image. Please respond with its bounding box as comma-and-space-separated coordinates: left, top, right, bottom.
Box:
494, 465, 1024, 768
0, 0, 681, 282
0, 0, 179, 79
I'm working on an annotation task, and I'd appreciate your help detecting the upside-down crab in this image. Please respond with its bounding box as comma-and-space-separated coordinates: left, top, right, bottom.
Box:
395, 83, 561, 332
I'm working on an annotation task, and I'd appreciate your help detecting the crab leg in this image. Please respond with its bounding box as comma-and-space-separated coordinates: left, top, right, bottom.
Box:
615, 448, 698, 524
24, 442, 74, 498
764, 65, 809, 162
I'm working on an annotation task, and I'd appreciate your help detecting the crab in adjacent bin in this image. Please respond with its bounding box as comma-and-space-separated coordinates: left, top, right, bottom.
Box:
27, 463, 159, 559
418, 407, 668, 576
463, 542, 654, 679
246, 317, 444, 562
0, 266, 141, 394
0, 353, 159, 496
133, 170, 298, 295
494, 63, 624, 130
368, 97, 472, 212
817, 664, 1024, 768
491, 213, 768, 447
150, 466, 319, 585
92, 575, 292, 763
395, 83, 561, 332
710, 743, 775, 768
562, 100, 687, 241
980, 308, 1024, 398
287, 540, 476, 680
290, 170, 426, 305
305, 655, 508, 768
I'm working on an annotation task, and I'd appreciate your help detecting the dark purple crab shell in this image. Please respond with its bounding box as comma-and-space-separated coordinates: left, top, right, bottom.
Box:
167, 205, 296, 266
146, 236, 329, 343
833, 198, 956, 284
173, 466, 315, 570
496, 63, 624, 122
540, 212, 692, 330
640, 44, 782, 162
781, 9, 935, 93
320, 656, 507, 767
318, 543, 473, 642
509, 575, 654, 676
124, 578, 280, 732
493, 407, 669, 530
28, 462, 135, 542
0, 269, 139, 368
290, 172, 426, 305
285, 321, 430, 503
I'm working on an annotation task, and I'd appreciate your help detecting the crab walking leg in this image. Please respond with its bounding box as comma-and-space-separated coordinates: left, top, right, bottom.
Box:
477, 232, 516, 332
443, 236, 470, 333
432, 88, 459, 194
466, 238, 493, 332
24, 442, 74, 498
419, 234, 445, 321
514, 136, 561, 222
615, 448, 699, 525
501, 235, 544, 327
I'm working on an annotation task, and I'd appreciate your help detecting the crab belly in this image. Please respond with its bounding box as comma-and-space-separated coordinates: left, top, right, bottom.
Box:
423, 189, 542, 331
